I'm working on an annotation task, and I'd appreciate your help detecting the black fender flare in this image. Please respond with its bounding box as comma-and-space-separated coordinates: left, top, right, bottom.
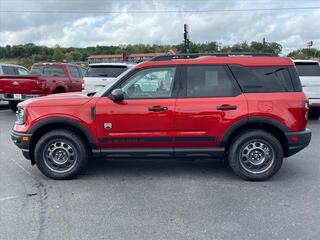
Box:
220, 116, 290, 148
28, 116, 96, 149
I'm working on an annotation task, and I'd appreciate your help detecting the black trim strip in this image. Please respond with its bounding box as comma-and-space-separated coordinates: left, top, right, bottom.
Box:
98, 136, 217, 143
93, 147, 225, 158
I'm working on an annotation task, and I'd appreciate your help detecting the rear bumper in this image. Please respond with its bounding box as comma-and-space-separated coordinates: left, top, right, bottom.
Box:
285, 129, 312, 157
11, 131, 32, 160
309, 98, 320, 107
1, 93, 42, 101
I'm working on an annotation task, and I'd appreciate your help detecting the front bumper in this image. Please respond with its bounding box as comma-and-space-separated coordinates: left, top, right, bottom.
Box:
11, 131, 33, 160
285, 129, 312, 157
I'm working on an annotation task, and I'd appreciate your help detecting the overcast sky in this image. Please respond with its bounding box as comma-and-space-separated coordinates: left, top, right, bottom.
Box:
0, 0, 319, 53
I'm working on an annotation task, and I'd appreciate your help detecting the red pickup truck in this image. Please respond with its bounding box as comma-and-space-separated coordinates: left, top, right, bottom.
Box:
0, 63, 86, 111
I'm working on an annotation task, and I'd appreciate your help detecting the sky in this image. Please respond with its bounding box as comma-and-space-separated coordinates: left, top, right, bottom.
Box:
0, 0, 319, 54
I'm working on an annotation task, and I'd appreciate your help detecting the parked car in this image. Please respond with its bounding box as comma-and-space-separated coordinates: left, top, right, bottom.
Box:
83, 62, 135, 93
0, 63, 29, 76
293, 60, 320, 119
11, 53, 311, 181
0, 62, 86, 111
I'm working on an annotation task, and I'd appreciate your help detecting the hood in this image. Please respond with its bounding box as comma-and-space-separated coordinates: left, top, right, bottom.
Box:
19, 92, 92, 107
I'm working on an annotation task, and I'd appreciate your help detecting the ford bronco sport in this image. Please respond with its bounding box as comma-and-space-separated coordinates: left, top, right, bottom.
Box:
11, 53, 311, 181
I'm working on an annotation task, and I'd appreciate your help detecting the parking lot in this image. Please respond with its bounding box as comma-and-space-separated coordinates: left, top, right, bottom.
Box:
0, 101, 320, 240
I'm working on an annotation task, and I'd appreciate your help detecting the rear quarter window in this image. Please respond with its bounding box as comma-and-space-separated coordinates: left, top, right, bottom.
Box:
229, 65, 295, 92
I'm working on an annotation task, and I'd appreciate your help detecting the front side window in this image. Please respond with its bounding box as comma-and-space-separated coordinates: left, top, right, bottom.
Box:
121, 67, 176, 99
17, 67, 29, 75
31, 66, 43, 75
43, 66, 65, 77
185, 65, 240, 97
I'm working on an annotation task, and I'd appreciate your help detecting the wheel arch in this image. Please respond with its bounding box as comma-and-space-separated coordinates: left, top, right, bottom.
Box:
28, 117, 96, 164
52, 86, 67, 93
221, 117, 290, 157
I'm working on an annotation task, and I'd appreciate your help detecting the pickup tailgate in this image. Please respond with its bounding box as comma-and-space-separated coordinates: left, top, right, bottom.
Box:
0, 75, 45, 94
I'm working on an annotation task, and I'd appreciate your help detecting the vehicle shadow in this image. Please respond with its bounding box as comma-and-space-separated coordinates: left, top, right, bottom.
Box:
0, 101, 9, 110
82, 158, 236, 180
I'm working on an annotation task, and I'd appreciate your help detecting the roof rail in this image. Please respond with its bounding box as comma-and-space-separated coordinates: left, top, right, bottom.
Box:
150, 52, 278, 61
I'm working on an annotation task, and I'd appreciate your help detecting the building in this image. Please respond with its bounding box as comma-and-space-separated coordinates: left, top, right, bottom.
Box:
88, 52, 165, 63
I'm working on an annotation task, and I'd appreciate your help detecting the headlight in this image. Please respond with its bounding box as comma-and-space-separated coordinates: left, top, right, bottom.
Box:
16, 107, 26, 125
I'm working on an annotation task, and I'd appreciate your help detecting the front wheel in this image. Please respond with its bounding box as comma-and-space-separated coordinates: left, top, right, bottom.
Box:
34, 129, 88, 179
228, 130, 283, 181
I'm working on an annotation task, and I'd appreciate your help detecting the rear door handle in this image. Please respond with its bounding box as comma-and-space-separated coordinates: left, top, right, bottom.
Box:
217, 105, 237, 110
148, 106, 168, 111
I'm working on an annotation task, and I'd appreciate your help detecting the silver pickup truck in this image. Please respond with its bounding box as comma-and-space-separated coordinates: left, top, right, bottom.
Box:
294, 60, 320, 119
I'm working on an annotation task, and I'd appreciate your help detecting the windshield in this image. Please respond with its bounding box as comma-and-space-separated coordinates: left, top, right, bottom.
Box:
93, 67, 134, 97
86, 65, 128, 78
295, 62, 320, 76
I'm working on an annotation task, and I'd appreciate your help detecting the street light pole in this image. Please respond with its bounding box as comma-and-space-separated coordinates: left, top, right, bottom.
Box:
184, 24, 190, 54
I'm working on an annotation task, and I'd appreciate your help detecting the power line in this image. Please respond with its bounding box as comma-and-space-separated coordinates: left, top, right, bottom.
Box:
0, 6, 319, 14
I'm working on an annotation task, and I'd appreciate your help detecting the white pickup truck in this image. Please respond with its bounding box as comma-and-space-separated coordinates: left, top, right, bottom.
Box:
83, 62, 135, 93
294, 60, 320, 119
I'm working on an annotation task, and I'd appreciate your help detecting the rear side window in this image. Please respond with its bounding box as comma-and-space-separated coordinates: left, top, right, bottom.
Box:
184, 65, 240, 97
43, 66, 65, 77
295, 62, 320, 76
229, 65, 294, 92
2, 66, 16, 75
86, 66, 127, 78
68, 66, 81, 78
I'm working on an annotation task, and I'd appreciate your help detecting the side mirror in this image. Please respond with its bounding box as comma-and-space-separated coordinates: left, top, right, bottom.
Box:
109, 88, 125, 101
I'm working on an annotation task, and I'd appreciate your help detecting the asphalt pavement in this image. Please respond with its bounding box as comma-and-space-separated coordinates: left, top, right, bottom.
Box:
1, 101, 320, 240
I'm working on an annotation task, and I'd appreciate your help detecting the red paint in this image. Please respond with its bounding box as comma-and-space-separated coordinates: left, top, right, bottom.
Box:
0, 63, 83, 95
12, 55, 308, 155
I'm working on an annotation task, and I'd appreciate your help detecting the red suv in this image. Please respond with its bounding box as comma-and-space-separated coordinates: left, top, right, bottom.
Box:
11, 53, 311, 181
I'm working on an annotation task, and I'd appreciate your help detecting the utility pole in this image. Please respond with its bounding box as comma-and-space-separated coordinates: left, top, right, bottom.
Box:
184, 24, 190, 54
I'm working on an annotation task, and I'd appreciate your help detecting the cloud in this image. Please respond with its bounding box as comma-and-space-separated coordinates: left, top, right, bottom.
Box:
0, 0, 319, 53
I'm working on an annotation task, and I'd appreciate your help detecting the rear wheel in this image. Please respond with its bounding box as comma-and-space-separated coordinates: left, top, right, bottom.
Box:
228, 130, 283, 181
8, 101, 18, 112
34, 129, 88, 180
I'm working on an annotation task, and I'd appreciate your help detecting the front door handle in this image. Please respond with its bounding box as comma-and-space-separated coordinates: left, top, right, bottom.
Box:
217, 105, 237, 110
148, 106, 168, 111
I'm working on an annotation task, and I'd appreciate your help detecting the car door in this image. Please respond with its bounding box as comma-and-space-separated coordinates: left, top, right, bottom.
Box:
174, 64, 247, 157
68, 66, 83, 91
95, 66, 179, 157
43, 65, 69, 91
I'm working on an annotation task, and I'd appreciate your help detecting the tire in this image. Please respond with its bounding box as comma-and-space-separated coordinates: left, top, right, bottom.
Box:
308, 109, 320, 120
34, 129, 88, 180
228, 130, 283, 181
8, 101, 18, 112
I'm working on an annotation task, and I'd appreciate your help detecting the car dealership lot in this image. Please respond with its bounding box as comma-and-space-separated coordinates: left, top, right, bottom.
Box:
1, 106, 320, 240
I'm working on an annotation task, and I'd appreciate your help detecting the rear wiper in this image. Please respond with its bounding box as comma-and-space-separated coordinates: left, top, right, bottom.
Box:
264, 68, 285, 75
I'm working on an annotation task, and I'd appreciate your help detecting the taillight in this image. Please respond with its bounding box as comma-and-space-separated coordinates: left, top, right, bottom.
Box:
81, 79, 85, 90
36, 79, 46, 90
304, 100, 309, 120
